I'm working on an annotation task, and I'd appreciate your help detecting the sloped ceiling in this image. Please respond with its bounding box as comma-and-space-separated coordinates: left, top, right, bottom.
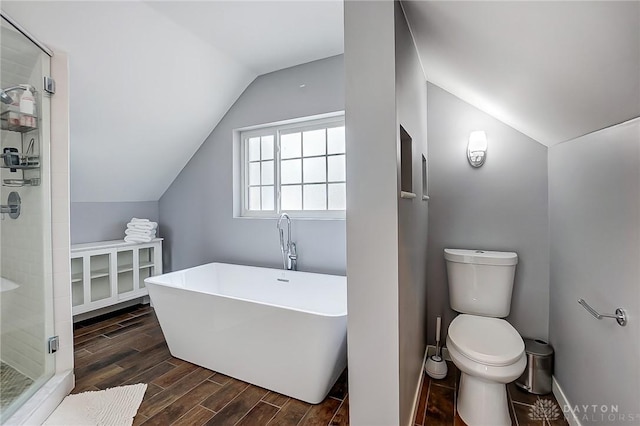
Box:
5, 1, 635, 204
402, 1, 640, 146
1, 1, 343, 202
146, 1, 344, 76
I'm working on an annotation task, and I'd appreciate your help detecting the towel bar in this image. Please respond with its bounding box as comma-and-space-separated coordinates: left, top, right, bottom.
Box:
578, 298, 627, 326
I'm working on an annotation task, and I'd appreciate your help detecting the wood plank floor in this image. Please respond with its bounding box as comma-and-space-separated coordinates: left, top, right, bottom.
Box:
413, 361, 569, 426
74, 303, 569, 426
73, 304, 349, 426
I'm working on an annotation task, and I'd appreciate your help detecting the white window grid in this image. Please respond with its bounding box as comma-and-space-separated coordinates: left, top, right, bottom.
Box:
240, 116, 346, 219
244, 131, 277, 213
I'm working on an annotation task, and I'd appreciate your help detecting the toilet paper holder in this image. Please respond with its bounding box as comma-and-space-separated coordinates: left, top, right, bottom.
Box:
578, 298, 627, 326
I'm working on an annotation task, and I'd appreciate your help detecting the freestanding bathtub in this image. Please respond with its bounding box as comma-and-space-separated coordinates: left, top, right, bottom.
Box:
145, 262, 347, 404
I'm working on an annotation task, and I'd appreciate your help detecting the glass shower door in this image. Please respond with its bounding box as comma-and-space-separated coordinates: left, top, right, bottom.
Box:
0, 15, 54, 422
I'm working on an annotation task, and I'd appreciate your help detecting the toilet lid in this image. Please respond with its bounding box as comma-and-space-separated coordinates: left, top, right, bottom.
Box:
448, 315, 524, 367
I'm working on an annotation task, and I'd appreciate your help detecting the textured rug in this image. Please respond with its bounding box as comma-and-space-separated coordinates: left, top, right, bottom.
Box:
43, 384, 147, 426
0, 362, 33, 410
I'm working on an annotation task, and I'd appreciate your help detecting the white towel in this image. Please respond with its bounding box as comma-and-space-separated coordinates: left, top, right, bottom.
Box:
125, 229, 155, 236
125, 229, 156, 237
127, 221, 157, 231
124, 235, 155, 243
130, 218, 150, 223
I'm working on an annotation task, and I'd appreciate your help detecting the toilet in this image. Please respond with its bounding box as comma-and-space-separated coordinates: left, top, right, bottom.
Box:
444, 249, 526, 426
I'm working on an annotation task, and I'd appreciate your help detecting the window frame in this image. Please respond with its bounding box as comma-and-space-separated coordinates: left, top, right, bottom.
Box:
239, 114, 346, 220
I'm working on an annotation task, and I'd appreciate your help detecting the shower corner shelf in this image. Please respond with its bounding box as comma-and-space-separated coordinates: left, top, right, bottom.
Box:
0, 158, 40, 170
70, 238, 163, 317
3, 178, 40, 187
0, 110, 38, 133
1, 117, 41, 186
1, 154, 41, 187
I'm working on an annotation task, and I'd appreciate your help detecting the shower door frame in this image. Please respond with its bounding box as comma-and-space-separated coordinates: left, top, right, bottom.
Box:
0, 12, 52, 56
1, 10, 74, 426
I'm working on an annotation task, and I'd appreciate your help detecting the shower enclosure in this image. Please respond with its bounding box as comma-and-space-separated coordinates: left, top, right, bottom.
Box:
0, 14, 55, 423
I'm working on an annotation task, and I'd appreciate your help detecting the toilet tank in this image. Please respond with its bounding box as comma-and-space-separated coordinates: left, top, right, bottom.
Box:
445, 249, 518, 317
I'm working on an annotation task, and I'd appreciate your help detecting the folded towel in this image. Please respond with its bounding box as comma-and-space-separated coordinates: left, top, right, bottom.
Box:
130, 218, 150, 223
125, 229, 156, 237
127, 221, 158, 231
124, 235, 155, 243
125, 228, 155, 235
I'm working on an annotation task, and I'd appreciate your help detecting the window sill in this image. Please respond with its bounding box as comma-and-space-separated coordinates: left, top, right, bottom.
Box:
234, 215, 345, 221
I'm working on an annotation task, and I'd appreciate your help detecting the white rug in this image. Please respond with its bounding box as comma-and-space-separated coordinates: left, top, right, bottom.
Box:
43, 384, 147, 426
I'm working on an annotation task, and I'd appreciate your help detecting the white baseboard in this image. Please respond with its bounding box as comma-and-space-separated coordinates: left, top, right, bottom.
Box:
552, 376, 582, 426
408, 346, 429, 426
73, 298, 148, 323
426, 344, 451, 361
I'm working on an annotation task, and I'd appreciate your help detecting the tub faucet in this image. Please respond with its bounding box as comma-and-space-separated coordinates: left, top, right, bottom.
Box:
277, 213, 297, 271
288, 242, 297, 271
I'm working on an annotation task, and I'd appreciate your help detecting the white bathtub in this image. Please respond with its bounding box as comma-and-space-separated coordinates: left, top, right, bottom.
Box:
145, 262, 347, 404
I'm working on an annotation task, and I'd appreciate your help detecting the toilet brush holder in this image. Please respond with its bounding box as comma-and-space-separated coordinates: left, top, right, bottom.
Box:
425, 354, 448, 380
425, 315, 448, 380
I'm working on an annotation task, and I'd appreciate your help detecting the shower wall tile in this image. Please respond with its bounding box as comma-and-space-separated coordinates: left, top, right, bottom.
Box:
1, 166, 48, 378
53, 297, 71, 328
51, 217, 69, 251
52, 248, 68, 278
54, 341, 73, 373
51, 174, 69, 226
51, 195, 69, 226
54, 318, 71, 343
53, 271, 70, 299
50, 133, 69, 172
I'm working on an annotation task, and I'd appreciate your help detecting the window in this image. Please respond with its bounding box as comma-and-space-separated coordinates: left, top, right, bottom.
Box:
240, 115, 346, 218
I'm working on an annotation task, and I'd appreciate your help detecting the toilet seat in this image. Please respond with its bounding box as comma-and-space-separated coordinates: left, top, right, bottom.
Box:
448, 314, 524, 367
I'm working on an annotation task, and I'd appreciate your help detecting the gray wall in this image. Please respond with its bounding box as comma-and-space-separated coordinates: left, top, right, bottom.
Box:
71, 201, 159, 244
395, 4, 429, 426
159, 56, 345, 274
345, 2, 429, 424
549, 118, 639, 420
426, 83, 550, 344
345, 1, 400, 424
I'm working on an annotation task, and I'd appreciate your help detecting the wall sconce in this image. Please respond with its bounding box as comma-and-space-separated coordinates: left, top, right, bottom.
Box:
467, 131, 487, 168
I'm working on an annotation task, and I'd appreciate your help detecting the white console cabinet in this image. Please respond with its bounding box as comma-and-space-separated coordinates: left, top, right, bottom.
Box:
70, 238, 163, 316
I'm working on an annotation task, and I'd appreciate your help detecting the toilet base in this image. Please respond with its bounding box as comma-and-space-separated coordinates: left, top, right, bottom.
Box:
457, 372, 511, 426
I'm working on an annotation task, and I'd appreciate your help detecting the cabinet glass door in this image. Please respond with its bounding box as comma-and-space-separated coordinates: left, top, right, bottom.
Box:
89, 254, 111, 302
138, 247, 155, 289
70, 257, 83, 307
117, 250, 134, 295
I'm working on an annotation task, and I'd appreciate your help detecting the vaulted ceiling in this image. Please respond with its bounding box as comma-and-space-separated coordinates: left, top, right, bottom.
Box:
146, 1, 344, 76
402, 1, 640, 146
2, 1, 637, 203
2, 1, 343, 202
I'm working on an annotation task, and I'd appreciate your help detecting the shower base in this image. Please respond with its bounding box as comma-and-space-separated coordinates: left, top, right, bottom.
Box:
0, 362, 33, 411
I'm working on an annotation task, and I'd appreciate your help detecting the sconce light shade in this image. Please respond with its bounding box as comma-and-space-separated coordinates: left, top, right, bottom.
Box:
467, 131, 487, 168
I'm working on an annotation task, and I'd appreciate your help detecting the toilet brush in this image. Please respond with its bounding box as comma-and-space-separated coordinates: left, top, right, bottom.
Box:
425, 316, 448, 380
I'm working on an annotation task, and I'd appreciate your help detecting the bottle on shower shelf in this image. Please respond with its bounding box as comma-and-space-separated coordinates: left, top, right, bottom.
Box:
19, 85, 34, 115
6, 88, 21, 127
19, 85, 36, 129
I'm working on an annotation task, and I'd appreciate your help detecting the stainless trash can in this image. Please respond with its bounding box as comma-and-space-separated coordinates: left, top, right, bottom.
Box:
515, 338, 554, 395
